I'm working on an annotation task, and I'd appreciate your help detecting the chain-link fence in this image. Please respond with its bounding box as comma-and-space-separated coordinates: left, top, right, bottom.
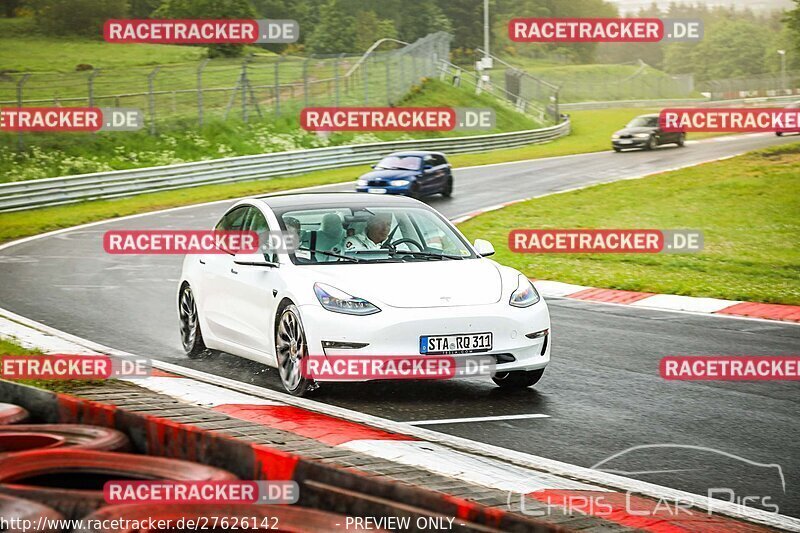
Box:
698, 71, 800, 100
0, 32, 452, 137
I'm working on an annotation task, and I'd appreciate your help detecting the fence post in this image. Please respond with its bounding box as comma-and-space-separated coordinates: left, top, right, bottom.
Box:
147, 67, 160, 135
241, 59, 248, 123
335, 54, 343, 107
274, 58, 280, 118
16, 74, 30, 151
303, 57, 309, 108
385, 53, 391, 105
88, 68, 100, 107
197, 59, 209, 127
364, 53, 369, 105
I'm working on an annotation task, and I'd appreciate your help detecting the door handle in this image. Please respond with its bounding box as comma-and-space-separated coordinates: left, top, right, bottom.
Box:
230, 268, 238, 275
199, 258, 206, 264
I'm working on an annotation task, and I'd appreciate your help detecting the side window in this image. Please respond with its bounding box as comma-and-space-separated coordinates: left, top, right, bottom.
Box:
246, 208, 270, 233
214, 206, 249, 254
435, 155, 448, 167
423, 155, 435, 168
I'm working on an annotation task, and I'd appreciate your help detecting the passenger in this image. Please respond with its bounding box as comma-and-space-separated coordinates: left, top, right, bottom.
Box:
345, 214, 391, 251
313, 213, 346, 259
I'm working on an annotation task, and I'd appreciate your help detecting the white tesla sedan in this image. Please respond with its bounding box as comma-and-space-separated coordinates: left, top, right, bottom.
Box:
178, 193, 551, 396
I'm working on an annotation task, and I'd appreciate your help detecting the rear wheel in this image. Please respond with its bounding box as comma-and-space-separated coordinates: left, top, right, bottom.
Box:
441, 177, 453, 197
179, 284, 206, 359
275, 304, 315, 396
492, 368, 545, 389
776, 131, 784, 136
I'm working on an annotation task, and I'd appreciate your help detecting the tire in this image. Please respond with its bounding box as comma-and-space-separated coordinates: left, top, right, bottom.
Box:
0, 449, 236, 519
676, 133, 686, 147
613, 146, 622, 152
275, 304, 315, 397
776, 131, 784, 136
409, 183, 422, 199
77, 504, 355, 533
645, 135, 657, 150
0, 403, 29, 425
0, 494, 63, 533
492, 368, 545, 389
179, 283, 207, 358
441, 177, 453, 197
0, 425, 130, 453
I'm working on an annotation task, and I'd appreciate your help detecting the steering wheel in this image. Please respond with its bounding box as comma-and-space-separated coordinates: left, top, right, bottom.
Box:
387, 237, 424, 252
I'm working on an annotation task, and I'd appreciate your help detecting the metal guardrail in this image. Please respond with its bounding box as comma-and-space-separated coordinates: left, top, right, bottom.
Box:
0, 119, 570, 212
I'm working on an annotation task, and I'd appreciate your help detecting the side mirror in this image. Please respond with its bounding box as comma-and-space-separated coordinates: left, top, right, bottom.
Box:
473, 239, 495, 257
233, 252, 278, 267
371, 164, 377, 169
423, 164, 433, 171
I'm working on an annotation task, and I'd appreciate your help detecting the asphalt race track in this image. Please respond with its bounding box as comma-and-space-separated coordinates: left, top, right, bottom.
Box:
2, 134, 799, 517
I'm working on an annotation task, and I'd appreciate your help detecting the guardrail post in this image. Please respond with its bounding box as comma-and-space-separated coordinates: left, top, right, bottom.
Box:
147, 67, 160, 135
197, 59, 209, 127
16, 74, 30, 151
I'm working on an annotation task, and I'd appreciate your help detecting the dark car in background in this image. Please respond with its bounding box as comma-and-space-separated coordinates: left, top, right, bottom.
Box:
776, 101, 800, 136
612, 113, 686, 152
355, 151, 453, 198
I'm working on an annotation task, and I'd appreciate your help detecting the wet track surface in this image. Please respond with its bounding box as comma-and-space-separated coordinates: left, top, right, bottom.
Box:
1, 134, 799, 516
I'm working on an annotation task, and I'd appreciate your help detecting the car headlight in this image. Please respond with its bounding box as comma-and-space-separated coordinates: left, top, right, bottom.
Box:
509, 274, 540, 308
611, 134, 620, 140
633, 133, 651, 138
314, 283, 380, 315
389, 179, 410, 187
357, 179, 368, 187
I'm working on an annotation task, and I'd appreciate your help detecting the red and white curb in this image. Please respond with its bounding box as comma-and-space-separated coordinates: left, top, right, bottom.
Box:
1, 308, 798, 532
533, 280, 800, 324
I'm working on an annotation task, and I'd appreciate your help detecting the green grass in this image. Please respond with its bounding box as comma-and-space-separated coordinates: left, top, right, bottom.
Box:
0, 107, 712, 244
0, 337, 107, 393
0, 18, 210, 72
458, 143, 800, 305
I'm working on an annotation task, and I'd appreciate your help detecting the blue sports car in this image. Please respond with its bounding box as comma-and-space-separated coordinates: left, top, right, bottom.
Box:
355, 151, 453, 198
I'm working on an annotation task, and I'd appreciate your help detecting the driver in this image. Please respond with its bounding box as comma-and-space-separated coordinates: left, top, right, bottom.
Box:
344, 213, 391, 251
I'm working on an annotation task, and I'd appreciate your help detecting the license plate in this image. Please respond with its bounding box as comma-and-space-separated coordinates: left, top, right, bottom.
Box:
420, 333, 493, 355
367, 188, 387, 194
618, 140, 632, 144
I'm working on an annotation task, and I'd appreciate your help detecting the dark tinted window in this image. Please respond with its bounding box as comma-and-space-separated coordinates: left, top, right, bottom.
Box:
215, 206, 249, 231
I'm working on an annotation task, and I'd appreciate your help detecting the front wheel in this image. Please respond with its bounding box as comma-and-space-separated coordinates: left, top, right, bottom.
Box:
776, 131, 784, 136
492, 368, 545, 389
275, 304, 315, 396
645, 135, 657, 150
178, 284, 207, 359
676, 133, 686, 147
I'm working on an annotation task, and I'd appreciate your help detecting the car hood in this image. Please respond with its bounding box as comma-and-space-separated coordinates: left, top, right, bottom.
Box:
615, 126, 657, 135
359, 169, 419, 181
304, 259, 503, 308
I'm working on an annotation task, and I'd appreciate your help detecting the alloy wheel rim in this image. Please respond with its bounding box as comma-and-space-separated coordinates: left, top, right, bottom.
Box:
179, 287, 197, 350
277, 309, 304, 391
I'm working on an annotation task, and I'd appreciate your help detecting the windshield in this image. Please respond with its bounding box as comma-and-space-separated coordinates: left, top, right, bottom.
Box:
276, 205, 476, 265
626, 116, 659, 128
375, 155, 422, 171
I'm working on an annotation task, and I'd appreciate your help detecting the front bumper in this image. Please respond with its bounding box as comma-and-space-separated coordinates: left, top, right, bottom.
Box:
612, 138, 648, 149
297, 299, 551, 381
355, 185, 412, 195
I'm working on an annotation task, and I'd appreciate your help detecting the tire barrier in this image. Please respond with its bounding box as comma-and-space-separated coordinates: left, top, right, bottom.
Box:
0, 403, 30, 425
76, 503, 377, 533
0, 424, 130, 453
0, 493, 64, 533
0, 449, 237, 520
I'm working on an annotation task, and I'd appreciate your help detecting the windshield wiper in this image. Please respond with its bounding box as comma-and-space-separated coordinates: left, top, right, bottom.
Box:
381, 250, 465, 260
297, 246, 360, 263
